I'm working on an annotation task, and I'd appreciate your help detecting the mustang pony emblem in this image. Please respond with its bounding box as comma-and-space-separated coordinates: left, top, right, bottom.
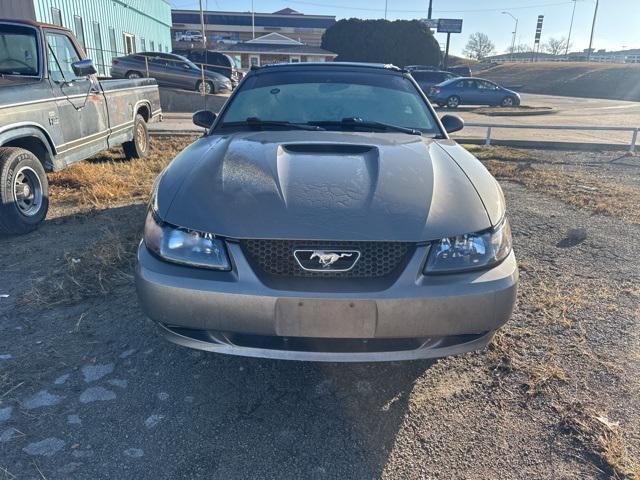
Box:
310, 251, 353, 268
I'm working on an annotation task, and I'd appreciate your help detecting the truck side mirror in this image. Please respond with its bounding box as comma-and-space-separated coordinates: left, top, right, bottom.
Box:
72, 59, 97, 77
193, 110, 216, 129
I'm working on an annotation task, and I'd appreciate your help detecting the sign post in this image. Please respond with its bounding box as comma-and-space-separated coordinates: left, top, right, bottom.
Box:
437, 19, 463, 70
533, 15, 544, 62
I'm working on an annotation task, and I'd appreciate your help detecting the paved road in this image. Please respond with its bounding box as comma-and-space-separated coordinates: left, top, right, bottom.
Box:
448, 93, 640, 146
150, 93, 640, 148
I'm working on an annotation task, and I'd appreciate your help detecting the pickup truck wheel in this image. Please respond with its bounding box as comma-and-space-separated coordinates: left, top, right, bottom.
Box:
0, 147, 49, 235
126, 71, 143, 79
123, 114, 150, 160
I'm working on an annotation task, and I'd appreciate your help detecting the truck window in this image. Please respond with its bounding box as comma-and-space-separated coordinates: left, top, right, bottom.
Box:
0, 24, 40, 76
45, 32, 82, 82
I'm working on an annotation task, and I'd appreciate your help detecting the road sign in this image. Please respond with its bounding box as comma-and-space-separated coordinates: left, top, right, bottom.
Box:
421, 18, 438, 28
437, 18, 463, 34
534, 15, 544, 44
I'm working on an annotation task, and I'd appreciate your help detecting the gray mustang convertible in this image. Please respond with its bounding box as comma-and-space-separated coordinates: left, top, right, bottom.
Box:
135, 62, 518, 362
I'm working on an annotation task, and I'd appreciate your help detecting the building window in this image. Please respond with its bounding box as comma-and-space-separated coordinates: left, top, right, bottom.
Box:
150, 40, 155, 51
249, 55, 260, 67
289, 56, 300, 63
74, 15, 85, 49
123, 33, 135, 55
109, 27, 117, 56
165, 45, 169, 53
92, 22, 105, 75
141, 38, 146, 51
51, 7, 62, 26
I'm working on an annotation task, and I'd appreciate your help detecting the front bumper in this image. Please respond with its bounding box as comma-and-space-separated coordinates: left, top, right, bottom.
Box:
135, 242, 518, 362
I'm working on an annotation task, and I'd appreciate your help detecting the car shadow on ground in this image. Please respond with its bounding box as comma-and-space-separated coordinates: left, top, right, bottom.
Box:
1, 203, 435, 478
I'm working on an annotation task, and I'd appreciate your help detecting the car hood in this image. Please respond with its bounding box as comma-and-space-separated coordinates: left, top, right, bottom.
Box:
158, 131, 495, 242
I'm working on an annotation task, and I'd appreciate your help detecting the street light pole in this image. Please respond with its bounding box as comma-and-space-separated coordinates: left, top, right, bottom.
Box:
385, 0, 388, 20
502, 11, 518, 62
251, 0, 255, 39
565, 0, 577, 57
428, 0, 433, 20
587, 0, 599, 62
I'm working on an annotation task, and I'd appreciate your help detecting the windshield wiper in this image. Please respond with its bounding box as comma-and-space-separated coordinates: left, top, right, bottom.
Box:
221, 117, 325, 131
310, 117, 422, 136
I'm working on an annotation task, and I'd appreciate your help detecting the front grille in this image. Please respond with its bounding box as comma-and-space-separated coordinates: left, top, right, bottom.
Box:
240, 240, 414, 278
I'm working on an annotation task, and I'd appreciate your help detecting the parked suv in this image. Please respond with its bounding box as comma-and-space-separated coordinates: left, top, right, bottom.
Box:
176, 30, 203, 42
172, 49, 240, 86
410, 70, 458, 96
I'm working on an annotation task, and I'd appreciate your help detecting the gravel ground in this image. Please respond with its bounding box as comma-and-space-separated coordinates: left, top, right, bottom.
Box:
0, 148, 638, 479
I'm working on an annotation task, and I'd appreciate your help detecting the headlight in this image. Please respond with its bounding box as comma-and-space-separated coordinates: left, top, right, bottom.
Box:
424, 218, 512, 274
143, 210, 231, 271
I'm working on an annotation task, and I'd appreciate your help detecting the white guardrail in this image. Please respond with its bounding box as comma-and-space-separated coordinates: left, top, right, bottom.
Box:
464, 123, 639, 152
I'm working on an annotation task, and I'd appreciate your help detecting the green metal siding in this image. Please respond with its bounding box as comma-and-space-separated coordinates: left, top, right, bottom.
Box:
32, 0, 171, 74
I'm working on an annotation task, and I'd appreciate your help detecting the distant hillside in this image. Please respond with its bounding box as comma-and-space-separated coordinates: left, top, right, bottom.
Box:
475, 62, 640, 101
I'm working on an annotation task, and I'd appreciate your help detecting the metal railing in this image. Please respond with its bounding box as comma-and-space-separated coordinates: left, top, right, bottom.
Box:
464, 122, 640, 152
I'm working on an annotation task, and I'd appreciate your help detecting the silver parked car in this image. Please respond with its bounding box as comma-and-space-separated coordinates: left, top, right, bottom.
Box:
111, 52, 231, 94
135, 63, 518, 362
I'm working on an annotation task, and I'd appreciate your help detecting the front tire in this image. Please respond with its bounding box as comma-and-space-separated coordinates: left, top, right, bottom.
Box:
0, 147, 49, 235
197, 80, 214, 95
126, 71, 143, 79
446, 96, 461, 108
123, 114, 150, 160
501, 96, 515, 107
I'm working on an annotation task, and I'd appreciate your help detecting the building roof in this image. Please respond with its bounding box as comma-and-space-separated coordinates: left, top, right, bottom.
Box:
216, 41, 337, 56
246, 33, 302, 45
172, 9, 336, 29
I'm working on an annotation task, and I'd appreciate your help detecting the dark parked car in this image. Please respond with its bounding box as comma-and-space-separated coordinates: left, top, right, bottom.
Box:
0, 20, 161, 234
446, 65, 472, 77
172, 49, 241, 86
111, 52, 232, 94
135, 63, 518, 362
410, 70, 458, 95
430, 77, 521, 108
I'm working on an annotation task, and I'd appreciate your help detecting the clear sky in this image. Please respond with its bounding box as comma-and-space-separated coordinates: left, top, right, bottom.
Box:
170, 0, 640, 56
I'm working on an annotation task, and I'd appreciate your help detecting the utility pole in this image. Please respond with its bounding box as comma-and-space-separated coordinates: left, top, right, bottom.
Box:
199, 0, 206, 49
587, 0, 599, 61
428, 0, 433, 20
385, 0, 388, 20
502, 11, 518, 62
251, 0, 255, 39
565, 0, 577, 57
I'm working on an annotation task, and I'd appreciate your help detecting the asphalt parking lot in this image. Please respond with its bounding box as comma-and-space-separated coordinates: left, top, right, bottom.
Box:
0, 140, 638, 479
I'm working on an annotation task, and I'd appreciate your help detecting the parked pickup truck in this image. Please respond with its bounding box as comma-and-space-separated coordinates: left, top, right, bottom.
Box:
0, 19, 161, 235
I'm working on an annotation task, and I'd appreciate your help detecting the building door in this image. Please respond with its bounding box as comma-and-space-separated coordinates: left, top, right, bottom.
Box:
123, 33, 135, 55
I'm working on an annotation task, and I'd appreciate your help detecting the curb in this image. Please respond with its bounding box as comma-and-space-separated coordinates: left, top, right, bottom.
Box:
455, 138, 631, 151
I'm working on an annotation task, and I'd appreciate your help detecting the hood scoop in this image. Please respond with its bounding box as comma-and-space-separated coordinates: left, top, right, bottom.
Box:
282, 143, 375, 155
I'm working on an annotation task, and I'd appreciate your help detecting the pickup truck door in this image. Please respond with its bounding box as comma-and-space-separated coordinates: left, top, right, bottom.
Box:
44, 30, 109, 165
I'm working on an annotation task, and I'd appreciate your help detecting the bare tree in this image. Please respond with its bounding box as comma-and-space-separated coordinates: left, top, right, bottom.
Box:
508, 43, 533, 54
463, 32, 496, 60
543, 37, 571, 56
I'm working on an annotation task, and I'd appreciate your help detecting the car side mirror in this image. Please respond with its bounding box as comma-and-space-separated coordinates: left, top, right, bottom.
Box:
71, 59, 97, 77
193, 110, 216, 129
440, 114, 464, 134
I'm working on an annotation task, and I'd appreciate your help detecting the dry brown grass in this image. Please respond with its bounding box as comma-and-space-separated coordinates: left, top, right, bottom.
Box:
24, 223, 140, 307
466, 145, 640, 224
559, 402, 639, 479
48, 136, 194, 214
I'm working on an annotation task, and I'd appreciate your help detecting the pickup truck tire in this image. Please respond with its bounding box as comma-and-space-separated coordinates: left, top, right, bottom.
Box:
0, 147, 49, 235
126, 71, 144, 80
123, 114, 150, 160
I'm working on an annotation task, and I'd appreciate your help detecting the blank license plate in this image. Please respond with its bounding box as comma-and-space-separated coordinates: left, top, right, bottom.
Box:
275, 299, 377, 338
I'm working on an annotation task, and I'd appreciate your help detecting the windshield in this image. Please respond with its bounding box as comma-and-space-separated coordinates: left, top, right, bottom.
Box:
0, 24, 39, 76
217, 69, 439, 134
